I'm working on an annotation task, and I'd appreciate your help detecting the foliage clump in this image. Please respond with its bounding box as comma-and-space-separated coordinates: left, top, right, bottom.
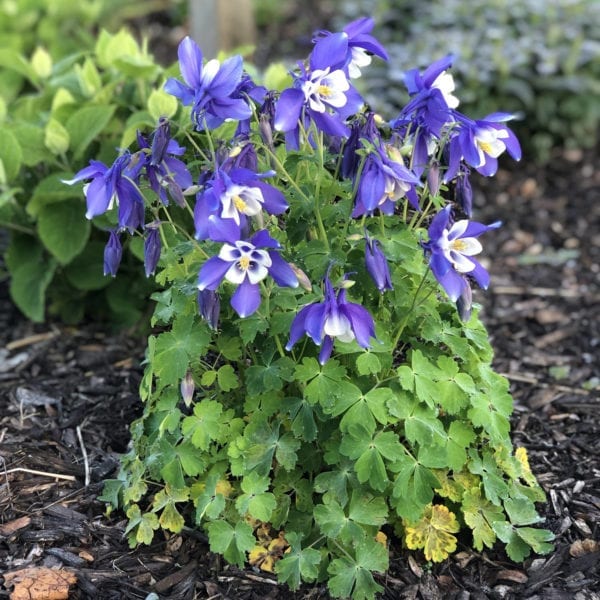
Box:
59, 17, 553, 599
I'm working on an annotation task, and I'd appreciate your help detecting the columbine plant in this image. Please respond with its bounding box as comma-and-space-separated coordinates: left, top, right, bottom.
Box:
68, 17, 553, 599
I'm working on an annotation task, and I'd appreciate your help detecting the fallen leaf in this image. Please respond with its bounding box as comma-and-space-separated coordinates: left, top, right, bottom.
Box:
0, 516, 31, 537
496, 569, 528, 584
4, 567, 76, 600
570, 539, 600, 557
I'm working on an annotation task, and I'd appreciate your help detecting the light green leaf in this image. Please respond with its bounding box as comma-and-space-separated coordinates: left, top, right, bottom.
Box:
356, 352, 382, 375
217, 364, 239, 392
0, 129, 22, 182
44, 118, 70, 155
148, 88, 178, 120
181, 400, 224, 450
65, 104, 116, 159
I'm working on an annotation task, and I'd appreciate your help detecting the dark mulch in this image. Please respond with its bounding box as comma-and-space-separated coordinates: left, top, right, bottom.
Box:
0, 147, 598, 599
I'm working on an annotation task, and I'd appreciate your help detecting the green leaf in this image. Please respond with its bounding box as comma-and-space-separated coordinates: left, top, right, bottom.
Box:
9, 253, 57, 322
65, 104, 116, 159
37, 199, 90, 264
285, 396, 318, 442
148, 88, 178, 120
9, 122, 45, 166
182, 400, 225, 450
468, 393, 511, 443
462, 488, 505, 551
505, 497, 544, 526
235, 472, 277, 521
27, 172, 85, 217
348, 491, 388, 527
492, 522, 552, 562
44, 117, 70, 155
391, 455, 439, 520
0, 129, 22, 182
217, 364, 239, 392
275, 532, 321, 590
207, 520, 255, 567
314, 500, 363, 544
327, 539, 387, 600
125, 505, 159, 546
64, 241, 110, 291
356, 352, 382, 375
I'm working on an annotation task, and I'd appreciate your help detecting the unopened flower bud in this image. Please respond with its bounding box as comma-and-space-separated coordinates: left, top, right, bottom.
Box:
456, 170, 473, 217
197, 289, 220, 329
144, 225, 162, 277
365, 234, 393, 292
103, 230, 122, 277
180, 370, 195, 407
289, 263, 312, 291
456, 278, 473, 322
427, 162, 441, 196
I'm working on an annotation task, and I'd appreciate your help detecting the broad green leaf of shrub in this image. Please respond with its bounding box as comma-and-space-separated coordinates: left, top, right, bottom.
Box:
8, 254, 57, 322
37, 199, 90, 264
65, 104, 116, 159
0, 129, 22, 182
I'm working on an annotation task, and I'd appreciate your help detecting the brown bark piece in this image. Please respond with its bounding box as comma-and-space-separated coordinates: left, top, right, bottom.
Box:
4, 567, 77, 600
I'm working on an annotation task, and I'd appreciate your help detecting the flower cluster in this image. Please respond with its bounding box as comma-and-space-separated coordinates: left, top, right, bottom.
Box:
66, 16, 521, 363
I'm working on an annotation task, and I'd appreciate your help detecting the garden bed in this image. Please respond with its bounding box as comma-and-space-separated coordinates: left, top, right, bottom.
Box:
1, 147, 598, 599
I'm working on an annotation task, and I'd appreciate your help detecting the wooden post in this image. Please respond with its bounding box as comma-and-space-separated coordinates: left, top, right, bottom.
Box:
189, 0, 256, 58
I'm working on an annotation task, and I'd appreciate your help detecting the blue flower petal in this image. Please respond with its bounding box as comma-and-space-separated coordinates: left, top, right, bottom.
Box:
231, 279, 261, 317
197, 256, 231, 290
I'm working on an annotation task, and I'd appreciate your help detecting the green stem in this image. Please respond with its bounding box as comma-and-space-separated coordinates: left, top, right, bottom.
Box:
390, 270, 431, 350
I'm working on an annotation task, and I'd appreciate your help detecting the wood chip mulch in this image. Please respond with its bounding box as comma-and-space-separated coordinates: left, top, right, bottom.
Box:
1, 148, 598, 599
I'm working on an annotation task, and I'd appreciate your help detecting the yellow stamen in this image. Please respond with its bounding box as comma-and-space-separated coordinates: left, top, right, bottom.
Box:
233, 194, 247, 211
318, 85, 333, 98
450, 239, 468, 252
478, 141, 493, 155
238, 256, 251, 271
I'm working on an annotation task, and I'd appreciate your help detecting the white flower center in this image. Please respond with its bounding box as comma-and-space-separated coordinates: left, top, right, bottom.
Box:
219, 241, 272, 285
431, 71, 459, 109
220, 184, 264, 224
439, 221, 483, 273
475, 127, 509, 165
302, 68, 350, 113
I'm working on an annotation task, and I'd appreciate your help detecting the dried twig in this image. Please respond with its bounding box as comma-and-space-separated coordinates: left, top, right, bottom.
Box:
76, 425, 91, 487
1, 467, 76, 482
5, 330, 59, 351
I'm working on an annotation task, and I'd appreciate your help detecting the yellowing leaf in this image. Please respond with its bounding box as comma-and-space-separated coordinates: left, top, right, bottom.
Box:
248, 533, 289, 573
249, 545, 274, 572
515, 447, 538, 487
375, 531, 388, 547
404, 504, 459, 562
215, 479, 234, 497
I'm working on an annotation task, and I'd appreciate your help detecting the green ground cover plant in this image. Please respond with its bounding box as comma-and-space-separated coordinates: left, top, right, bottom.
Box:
61, 17, 553, 599
342, 0, 600, 162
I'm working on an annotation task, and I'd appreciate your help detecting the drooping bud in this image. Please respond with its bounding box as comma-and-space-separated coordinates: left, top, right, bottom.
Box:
197, 289, 220, 329
427, 161, 441, 196
103, 230, 122, 277
150, 117, 171, 166
456, 277, 473, 322
180, 370, 195, 407
144, 224, 162, 277
455, 169, 473, 217
364, 234, 393, 292
289, 263, 313, 292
